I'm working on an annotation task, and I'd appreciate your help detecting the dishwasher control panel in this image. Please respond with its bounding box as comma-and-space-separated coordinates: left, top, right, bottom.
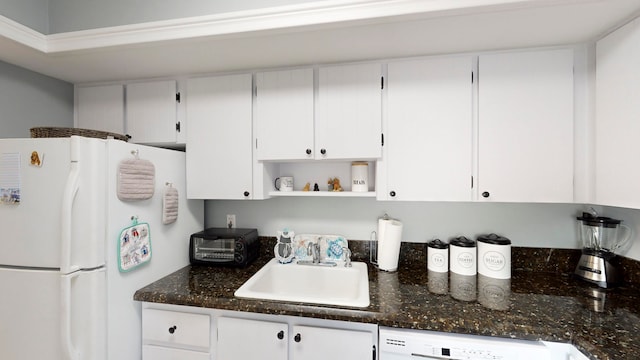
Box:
380, 327, 556, 360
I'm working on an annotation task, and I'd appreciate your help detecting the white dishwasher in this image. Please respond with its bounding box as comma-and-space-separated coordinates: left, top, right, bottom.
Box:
379, 327, 574, 360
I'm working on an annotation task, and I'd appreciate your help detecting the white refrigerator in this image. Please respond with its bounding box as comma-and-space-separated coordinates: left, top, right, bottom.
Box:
0, 136, 204, 360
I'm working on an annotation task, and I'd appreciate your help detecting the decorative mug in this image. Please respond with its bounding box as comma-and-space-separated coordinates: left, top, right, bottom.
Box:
275, 176, 294, 191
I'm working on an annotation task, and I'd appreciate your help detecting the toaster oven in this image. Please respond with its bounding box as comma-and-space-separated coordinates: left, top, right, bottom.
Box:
189, 228, 259, 267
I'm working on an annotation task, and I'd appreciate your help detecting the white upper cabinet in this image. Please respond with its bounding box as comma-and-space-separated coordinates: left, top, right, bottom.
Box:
126, 80, 180, 144
316, 63, 383, 160
76, 84, 125, 135
595, 17, 640, 209
255, 68, 315, 161
383, 55, 473, 201
477, 48, 574, 203
185, 74, 254, 199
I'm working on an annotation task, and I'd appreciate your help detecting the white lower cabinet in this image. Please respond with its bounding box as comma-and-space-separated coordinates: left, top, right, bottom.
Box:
217, 317, 288, 360
142, 303, 378, 360
142, 345, 211, 360
216, 316, 377, 360
142, 308, 211, 358
291, 324, 374, 360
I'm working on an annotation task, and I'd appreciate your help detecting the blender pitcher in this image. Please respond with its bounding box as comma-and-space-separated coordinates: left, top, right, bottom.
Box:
577, 213, 631, 254
575, 212, 632, 288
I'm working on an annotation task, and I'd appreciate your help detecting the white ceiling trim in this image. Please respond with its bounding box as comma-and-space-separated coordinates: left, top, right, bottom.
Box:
0, 14, 46, 52
3, 0, 588, 54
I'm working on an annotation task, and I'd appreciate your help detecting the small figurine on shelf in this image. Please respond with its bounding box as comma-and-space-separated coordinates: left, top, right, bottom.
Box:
332, 177, 343, 192
327, 178, 334, 191
302, 182, 311, 191
313, 183, 320, 191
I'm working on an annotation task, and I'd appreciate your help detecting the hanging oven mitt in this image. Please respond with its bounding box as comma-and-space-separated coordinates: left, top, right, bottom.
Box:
118, 216, 152, 272
117, 151, 155, 201
162, 183, 179, 225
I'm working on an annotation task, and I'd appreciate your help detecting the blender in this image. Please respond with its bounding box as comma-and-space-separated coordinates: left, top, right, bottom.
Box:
574, 212, 631, 288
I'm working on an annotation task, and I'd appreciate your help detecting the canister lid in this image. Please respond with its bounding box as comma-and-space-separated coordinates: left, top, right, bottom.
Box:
450, 236, 475, 248
477, 233, 511, 245
427, 239, 449, 249
577, 212, 622, 228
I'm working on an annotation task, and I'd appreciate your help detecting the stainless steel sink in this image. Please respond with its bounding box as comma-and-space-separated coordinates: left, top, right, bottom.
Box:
234, 258, 370, 308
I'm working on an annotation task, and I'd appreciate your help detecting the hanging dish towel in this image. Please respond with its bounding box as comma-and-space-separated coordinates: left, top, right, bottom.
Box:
117, 151, 155, 201
162, 183, 179, 225
118, 216, 152, 272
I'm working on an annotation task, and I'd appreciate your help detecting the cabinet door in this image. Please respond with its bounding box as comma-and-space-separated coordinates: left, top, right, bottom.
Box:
255, 68, 315, 160
186, 74, 253, 199
217, 317, 287, 360
143, 346, 210, 360
385, 56, 473, 201
126, 80, 178, 144
142, 309, 210, 350
595, 17, 640, 208
478, 49, 574, 203
291, 325, 373, 360
76, 84, 125, 134
317, 63, 382, 160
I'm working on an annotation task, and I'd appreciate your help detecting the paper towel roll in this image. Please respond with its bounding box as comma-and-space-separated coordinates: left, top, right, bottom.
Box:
377, 218, 403, 272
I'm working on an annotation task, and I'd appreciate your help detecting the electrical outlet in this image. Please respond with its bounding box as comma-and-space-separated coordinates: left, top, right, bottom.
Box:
226, 214, 236, 229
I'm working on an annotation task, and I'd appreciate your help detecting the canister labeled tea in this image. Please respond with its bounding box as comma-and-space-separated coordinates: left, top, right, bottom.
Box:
477, 234, 511, 279
449, 236, 476, 276
351, 161, 369, 192
427, 239, 449, 273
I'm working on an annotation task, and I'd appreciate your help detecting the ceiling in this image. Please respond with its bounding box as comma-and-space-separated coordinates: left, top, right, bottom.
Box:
0, 0, 639, 84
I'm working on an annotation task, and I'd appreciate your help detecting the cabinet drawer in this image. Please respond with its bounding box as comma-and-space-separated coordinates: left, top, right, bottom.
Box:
143, 345, 210, 360
143, 308, 210, 350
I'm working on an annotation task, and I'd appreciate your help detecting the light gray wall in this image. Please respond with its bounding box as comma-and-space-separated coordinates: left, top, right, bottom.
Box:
48, 0, 328, 33
601, 206, 640, 262
0, 0, 48, 33
207, 200, 640, 261
207, 199, 589, 247
0, 60, 74, 137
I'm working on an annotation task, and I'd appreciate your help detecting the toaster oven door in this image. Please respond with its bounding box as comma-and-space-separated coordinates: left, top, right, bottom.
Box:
192, 237, 235, 262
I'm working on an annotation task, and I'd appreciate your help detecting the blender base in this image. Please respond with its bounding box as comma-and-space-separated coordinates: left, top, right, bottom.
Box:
574, 252, 622, 288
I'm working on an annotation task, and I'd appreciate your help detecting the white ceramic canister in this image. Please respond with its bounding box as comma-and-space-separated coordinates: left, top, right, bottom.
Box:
427, 239, 449, 273
449, 236, 477, 276
477, 233, 511, 279
351, 161, 369, 192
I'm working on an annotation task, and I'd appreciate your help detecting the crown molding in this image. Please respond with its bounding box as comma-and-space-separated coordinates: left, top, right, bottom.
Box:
7, 0, 546, 54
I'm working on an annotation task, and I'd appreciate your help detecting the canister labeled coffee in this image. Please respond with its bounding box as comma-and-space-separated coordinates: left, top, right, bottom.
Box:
449, 236, 476, 276
477, 234, 511, 279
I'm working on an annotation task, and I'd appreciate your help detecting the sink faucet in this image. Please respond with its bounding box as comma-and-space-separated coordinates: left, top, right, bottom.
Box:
342, 247, 352, 268
307, 242, 321, 264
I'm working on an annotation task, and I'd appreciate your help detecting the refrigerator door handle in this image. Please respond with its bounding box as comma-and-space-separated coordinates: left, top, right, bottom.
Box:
61, 162, 80, 274
61, 271, 81, 360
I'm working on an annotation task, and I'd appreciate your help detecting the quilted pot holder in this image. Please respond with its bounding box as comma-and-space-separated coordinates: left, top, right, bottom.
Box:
117, 151, 155, 201
118, 217, 151, 272
162, 183, 179, 225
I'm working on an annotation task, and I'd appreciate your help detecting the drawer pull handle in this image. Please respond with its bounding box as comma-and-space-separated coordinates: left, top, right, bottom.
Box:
168, 326, 177, 334
277, 330, 284, 340
294, 333, 301, 343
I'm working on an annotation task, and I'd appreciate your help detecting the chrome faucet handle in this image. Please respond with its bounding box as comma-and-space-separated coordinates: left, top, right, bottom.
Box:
307, 242, 320, 263
342, 247, 352, 267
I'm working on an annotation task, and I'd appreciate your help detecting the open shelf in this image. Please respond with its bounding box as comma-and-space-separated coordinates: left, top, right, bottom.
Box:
268, 191, 376, 198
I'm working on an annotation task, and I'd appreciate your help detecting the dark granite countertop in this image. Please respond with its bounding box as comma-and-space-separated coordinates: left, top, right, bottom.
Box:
134, 241, 640, 360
